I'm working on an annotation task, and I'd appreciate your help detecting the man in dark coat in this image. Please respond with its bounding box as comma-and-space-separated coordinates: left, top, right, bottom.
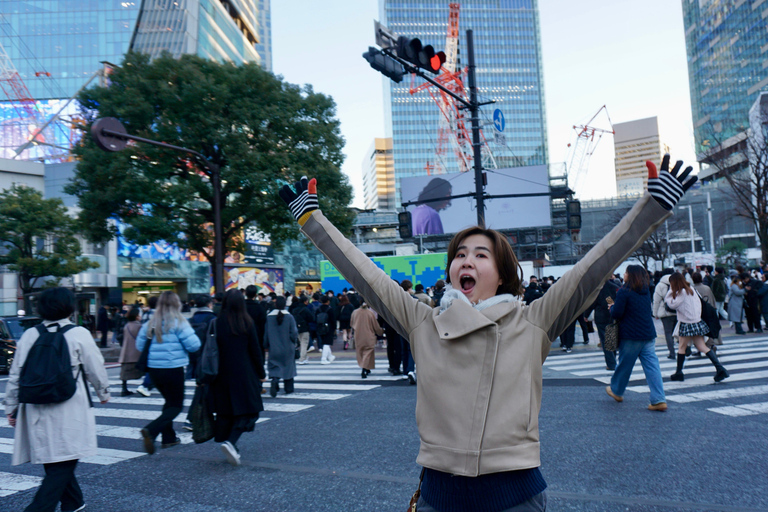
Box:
316, 295, 337, 364
743, 274, 764, 333
97, 305, 110, 348
523, 277, 544, 305
585, 279, 620, 370
244, 285, 267, 359
292, 295, 315, 364
307, 292, 322, 351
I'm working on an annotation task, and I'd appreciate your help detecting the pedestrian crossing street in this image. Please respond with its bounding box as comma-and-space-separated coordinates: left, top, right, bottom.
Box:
544, 337, 768, 417
0, 358, 395, 499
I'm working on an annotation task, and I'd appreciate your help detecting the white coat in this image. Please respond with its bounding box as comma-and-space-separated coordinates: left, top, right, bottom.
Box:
3, 319, 111, 465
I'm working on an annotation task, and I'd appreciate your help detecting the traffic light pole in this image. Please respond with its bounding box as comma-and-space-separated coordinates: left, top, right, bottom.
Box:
381, 29, 493, 228
466, 30, 486, 228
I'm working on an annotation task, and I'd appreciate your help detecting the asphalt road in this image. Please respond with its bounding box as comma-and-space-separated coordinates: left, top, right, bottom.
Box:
1, 331, 767, 512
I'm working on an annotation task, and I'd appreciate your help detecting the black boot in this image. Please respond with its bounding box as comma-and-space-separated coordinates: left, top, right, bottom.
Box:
270, 377, 279, 398
706, 350, 730, 382
670, 354, 685, 381
121, 381, 134, 397
361, 369, 367, 379
284, 378, 294, 394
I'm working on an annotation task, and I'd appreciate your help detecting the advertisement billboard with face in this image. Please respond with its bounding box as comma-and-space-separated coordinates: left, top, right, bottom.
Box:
400, 165, 551, 235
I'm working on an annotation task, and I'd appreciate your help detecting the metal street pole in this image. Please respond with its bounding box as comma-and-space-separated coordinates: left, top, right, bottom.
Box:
91, 117, 225, 295
466, 29, 485, 228
680, 205, 695, 268
707, 192, 716, 256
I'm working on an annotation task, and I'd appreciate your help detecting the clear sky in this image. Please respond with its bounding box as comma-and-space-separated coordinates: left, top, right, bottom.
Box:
271, 0, 696, 207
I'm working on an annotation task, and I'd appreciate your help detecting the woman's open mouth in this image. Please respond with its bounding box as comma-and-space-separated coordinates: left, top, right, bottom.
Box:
460, 275, 476, 295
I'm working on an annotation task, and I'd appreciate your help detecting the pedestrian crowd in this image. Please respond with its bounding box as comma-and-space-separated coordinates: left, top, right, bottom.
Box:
3, 154, 764, 512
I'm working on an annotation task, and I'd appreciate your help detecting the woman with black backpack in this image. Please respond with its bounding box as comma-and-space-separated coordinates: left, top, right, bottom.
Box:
4, 287, 110, 512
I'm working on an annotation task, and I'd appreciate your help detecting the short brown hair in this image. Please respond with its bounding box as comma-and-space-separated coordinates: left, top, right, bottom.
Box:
445, 226, 524, 297
692, 272, 703, 284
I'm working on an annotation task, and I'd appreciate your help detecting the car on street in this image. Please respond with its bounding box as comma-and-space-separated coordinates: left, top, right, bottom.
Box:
0, 316, 43, 374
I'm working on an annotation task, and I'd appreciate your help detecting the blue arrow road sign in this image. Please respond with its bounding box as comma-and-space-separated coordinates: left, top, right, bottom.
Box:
493, 109, 505, 132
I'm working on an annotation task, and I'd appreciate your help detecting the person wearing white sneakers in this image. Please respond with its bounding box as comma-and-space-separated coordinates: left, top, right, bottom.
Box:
316, 295, 336, 364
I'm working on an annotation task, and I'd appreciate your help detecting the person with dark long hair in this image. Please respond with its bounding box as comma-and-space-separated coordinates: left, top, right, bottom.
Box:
664, 272, 729, 382
606, 265, 667, 411
264, 296, 298, 397
210, 289, 266, 466
136, 291, 200, 454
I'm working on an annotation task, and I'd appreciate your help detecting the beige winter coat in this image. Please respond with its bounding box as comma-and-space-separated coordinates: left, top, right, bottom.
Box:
351, 307, 383, 370
3, 319, 111, 465
301, 192, 669, 476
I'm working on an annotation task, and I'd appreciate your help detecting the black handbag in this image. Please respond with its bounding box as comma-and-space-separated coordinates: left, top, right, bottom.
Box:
135, 332, 152, 372
698, 292, 721, 339
188, 384, 215, 444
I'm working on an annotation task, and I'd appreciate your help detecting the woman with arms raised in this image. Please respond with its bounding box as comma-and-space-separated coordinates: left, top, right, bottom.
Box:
279, 156, 695, 511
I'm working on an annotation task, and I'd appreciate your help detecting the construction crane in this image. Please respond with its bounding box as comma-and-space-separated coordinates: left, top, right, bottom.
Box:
409, 3, 496, 175
566, 105, 614, 196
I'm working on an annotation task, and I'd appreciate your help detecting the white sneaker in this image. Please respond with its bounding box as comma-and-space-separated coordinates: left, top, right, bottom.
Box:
307, 346, 317, 352
221, 441, 241, 466
320, 359, 331, 365
408, 371, 417, 385
297, 360, 308, 365
136, 385, 151, 397
328, 354, 336, 363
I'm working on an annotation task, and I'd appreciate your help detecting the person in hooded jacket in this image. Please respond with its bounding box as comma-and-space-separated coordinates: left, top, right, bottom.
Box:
278, 154, 696, 511
210, 289, 266, 466
265, 296, 298, 397
606, 265, 667, 412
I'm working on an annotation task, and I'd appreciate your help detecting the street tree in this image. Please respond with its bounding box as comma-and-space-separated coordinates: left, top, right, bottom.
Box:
0, 185, 98, 299
67, 52, 355, 263
716, 240, 748, 268
700, 98, 768, 262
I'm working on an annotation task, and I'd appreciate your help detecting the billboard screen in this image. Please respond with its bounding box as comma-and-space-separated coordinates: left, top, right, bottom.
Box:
400, 165, 551, 235
320, 253, 446, 293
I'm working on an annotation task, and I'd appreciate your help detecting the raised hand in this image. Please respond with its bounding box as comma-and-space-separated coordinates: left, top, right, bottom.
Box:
646, 154, 697, 210
279, 176, 319, 226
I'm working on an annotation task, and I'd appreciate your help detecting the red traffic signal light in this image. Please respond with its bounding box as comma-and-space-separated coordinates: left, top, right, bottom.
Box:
396, 36, 445, 74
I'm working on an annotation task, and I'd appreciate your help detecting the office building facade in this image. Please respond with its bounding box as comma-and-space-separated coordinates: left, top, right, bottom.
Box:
380, 0, 548, 205
362, 137, 396, 210
682, 0, 768, 158
613, 116, 667, 197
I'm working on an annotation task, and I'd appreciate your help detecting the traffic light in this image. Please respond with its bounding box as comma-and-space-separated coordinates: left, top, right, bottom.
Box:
566, 200, 581, 230
363, 47, 404, 83
395, 36, 446, 74
398, 211, 412, 238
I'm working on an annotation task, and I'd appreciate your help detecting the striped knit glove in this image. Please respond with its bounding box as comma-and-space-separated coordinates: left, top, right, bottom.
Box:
279, 176, 318, 226
646, 154, 696, 211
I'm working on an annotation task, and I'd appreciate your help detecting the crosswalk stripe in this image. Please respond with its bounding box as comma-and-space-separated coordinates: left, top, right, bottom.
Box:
0, 471, 42, 497
708, 401, 768, 417
0, 438, 143, 465
666, 385, 768, 403
591, 359, 768, 384
546, 342, 768, 371
626, 370, 768, 393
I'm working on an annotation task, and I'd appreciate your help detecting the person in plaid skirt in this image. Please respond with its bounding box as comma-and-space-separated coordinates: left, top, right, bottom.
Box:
665, 272, 729, 383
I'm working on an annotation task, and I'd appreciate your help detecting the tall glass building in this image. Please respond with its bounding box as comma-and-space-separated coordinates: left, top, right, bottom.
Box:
682, 0, 768, 157
380, 0, 548, 205
0, 0, 270, 160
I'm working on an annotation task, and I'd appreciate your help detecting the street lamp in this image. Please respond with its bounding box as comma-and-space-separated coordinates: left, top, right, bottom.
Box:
679, 204, 696, 268
90, 117, 225, 295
